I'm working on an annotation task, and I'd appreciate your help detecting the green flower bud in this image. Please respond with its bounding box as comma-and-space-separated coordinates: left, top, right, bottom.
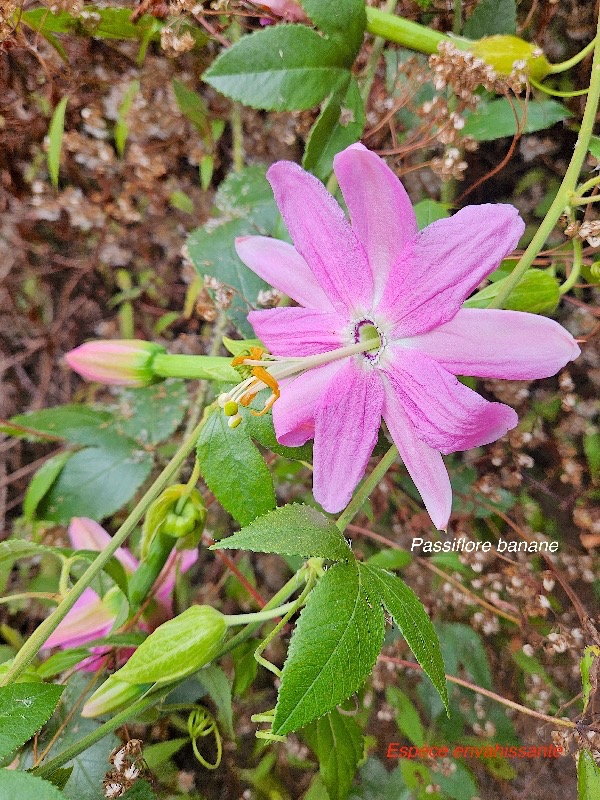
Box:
113, 605, 227, 687
141, 485, 206, 559
81, 675, 151, 718
470, 35, 551, 81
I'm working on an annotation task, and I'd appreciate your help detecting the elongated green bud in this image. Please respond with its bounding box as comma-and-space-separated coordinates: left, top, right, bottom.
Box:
115, 606, 227, 687
141, 485, 207, 559
81, 675, 151, 718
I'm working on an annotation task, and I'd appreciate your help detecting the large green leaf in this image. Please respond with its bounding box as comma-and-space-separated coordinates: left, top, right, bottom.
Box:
204, 26, 351, 111
462, 98, 571, 141
243, 402, 313, 462
0, 771, 68, 800
413, 199, 451, 230
303, 708, 364, 800
299, 0, 366, 61
463, 0, 516, 38
360, 564, 449, 713
303, 76, 365, 180
36, 441, 153, 523
213, 504, 353, 561
273, 561, 384, 735
464, 268, 560, 313
197, 410, 276, 526
112, 380, 188, 445
0, 684, 64, 761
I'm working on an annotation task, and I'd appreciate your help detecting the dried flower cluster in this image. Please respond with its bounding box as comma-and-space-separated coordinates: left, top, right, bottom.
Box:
103, 740, 147, 799
429, 41, 528, 104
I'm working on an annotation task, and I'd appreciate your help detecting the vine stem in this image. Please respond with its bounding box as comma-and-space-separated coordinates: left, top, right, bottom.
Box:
489, 10, 600, 309
1, 413, 211, 687
360, 0, 398, 104
380, 655, 576, 730
336, 445, 398, 533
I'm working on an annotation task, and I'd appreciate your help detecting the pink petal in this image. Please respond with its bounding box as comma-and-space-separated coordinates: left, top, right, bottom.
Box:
272, 362, 344, 447
68, 517, 138, 574
406, 308, 581, 379
248, 307, 344, 357
44, 588, 115, 649
313, 361, 384, 512
382, 349, 518, 454
267, 161, 373, 315
382, 382, 452, 530
235, 236, 334, 311
334, 143, 417, 303
154, 548, 199, 608
379, 204, 525, 336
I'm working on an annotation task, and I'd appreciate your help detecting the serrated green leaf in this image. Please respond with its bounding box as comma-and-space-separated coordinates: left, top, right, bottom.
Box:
435, 622, 491, 690
359, 564, 448, 713
223, 337, 264, 357
366, 548, 411, 570
303, 76, 365, 180
0, 684, 64, 761
36, 441, 153, 523
413, 199, 451, 230
349, 759, 410, 800
197, 409, 276, 526
36, 649, 93, 679
299, 0, 366, 60
204, 26, 351, 111
273, 561, 384, 735
44, 767, 73, 792
0, 770, 69, 800
464, 268, 560, 313
463, 0, 516, 38
142, 738, 188, 770
114, 79, 140, 157
113, 380, 189, 445
213, 504, 353, 561
48, 96, 68, 188
578, 750, 600, 800
462, 98, 571, 141
303, 708, 364, 800
23, 452, 73, 522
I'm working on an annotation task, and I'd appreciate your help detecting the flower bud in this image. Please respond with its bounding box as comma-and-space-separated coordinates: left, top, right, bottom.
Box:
81, 675, 151, 718
470, 35, 551, 81
141, 485, 207, 559
65, 340, 166, 387
113, 605, 227, 686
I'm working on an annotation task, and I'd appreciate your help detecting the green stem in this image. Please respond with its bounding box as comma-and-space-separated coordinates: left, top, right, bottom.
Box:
223, 599, 303, 626
360, 0, 397, 104
336, 445, 398, 533
571, 193, 600, 205
32, 693, 160, 780
488, 15, 600, 309
1, 414, 210, 687
529, 77, 589, 97
548, 36, 597, 74
559, 238, 583, 294
575, 173, 600, 196
152, 353, 239, 382
365, 7, 467, 55
230, 21, 244, 173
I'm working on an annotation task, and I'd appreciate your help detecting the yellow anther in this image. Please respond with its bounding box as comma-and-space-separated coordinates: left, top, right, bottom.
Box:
228, 413, 243, 429
223, 400, 239, 417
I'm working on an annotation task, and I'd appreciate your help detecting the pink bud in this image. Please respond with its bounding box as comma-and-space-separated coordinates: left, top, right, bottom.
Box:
256, 0, 307, 22
64, 340, 165, 387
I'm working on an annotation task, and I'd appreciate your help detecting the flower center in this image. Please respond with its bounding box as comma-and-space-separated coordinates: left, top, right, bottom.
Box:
353, 319, 385, 364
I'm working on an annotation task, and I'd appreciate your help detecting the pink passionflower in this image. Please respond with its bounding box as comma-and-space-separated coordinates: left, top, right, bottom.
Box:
44, 518, 197, 665
233, 143, 580, 529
